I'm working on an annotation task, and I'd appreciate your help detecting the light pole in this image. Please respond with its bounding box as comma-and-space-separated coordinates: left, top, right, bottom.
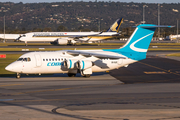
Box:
177, 19, 178, 36
177, 19, 179, 41
98, 19, 100, 32
98, 19, 103, 32
142, 5, 148, 24
143, 5, 145, 23
3, 15, 5, 43
158, 4, 160, 39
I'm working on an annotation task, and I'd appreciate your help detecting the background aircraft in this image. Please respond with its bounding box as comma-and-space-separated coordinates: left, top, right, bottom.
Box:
5, 24, 173, 78
17, 18, 123, 45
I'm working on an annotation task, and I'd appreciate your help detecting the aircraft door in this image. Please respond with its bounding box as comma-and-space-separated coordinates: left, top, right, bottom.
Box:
118, 59, 123, 65
34, 54, 42, 67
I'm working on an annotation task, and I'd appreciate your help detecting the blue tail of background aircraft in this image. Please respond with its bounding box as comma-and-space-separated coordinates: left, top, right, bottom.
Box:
104, 24, 173, 60
107, 18, 123, 33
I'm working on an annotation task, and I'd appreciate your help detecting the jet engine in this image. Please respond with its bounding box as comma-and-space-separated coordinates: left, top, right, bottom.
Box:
50, 38, 68, 45
64, 59, 78, 69
76, 60, 94, 70
50, 37, 76, 45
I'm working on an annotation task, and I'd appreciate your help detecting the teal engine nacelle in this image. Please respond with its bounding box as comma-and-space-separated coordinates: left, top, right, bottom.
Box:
76, 60, 94, 70
64, 59, 78, 69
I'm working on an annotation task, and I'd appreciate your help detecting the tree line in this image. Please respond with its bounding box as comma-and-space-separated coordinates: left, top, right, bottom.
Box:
0, 1, 179, 37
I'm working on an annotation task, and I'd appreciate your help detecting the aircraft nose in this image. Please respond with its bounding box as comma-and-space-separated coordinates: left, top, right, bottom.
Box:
5, 62, 22, 73
5, 64, 13, 71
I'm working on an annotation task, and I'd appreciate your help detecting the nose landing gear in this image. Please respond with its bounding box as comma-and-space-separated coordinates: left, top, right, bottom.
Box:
16, 73, 21, 79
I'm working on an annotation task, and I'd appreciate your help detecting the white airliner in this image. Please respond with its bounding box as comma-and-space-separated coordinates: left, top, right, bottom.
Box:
5, 24, 173, 78
17, 18, 123, 45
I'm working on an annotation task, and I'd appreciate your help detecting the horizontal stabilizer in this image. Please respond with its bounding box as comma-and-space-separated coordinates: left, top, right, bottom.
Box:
140, 25, 174, 28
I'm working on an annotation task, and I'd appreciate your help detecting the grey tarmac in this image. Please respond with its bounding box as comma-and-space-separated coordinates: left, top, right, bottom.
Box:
1, 52, 180, 120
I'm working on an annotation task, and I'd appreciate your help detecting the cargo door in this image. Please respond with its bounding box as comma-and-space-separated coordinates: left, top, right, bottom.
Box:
34, 54, 42, 67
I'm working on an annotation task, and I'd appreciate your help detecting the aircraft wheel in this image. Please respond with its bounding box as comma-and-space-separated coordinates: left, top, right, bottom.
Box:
67, 73, 76, 77
82, 74, 91, 78
16, 73, 21, 79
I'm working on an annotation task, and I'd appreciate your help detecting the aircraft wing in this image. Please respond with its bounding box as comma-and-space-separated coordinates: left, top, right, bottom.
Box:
72, 31, 103, 39
66, 50, 126, 59
66, 31, 104, 42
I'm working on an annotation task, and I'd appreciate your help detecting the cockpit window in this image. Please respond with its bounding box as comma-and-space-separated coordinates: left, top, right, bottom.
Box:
27, 57, 31, 61
17, 57, 31, 62
23, 58, 27, 61
17, 58, 23, 61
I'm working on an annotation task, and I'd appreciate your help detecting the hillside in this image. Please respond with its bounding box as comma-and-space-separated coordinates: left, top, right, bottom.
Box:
0, 1, 179, 36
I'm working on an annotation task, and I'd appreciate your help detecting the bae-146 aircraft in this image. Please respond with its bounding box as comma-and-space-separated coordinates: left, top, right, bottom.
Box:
5, 24, 173, 78
17, 18, 123, 45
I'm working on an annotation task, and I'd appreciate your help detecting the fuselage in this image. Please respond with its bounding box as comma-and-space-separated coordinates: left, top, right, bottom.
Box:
18, 32, 118, 42
5, 50, 136, 74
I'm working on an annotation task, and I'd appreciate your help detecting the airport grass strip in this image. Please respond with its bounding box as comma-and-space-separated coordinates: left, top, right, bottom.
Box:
0, 54, 22, 75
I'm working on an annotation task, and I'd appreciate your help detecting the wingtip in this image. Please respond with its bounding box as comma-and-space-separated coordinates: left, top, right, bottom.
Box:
168, 25, 175, 28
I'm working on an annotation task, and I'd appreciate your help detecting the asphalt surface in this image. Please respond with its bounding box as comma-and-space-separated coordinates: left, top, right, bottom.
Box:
110, 56, 180, 84
1, 53, 180, 119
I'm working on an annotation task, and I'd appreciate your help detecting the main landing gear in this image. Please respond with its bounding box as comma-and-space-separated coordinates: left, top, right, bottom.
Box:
82, 74, 91, 78
67, 73, 91, 78
16, 73, 21, 79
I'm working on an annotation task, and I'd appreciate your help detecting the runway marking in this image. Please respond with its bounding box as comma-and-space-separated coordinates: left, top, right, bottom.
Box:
144, 71, 167, 74
0, 84, 23, 87
138, 61, 180, 76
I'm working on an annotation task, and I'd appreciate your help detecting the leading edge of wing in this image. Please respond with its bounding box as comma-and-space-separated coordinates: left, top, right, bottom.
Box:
66, 50, 126, 59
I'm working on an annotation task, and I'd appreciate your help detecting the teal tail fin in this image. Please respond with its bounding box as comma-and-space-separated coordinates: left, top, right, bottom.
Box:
104, 24, 173, 60
120, 24, 156, 53
107, 18, 123, 33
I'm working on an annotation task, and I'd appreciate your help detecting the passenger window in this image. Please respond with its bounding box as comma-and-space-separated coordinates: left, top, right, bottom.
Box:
43, 59, 45, 61
49, 59, 51, 61
52, 59, 54, 61
46, 59, 48, 61
58, 58, 60, 61
55, 59, 57, 61
61, 58, 63, 61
